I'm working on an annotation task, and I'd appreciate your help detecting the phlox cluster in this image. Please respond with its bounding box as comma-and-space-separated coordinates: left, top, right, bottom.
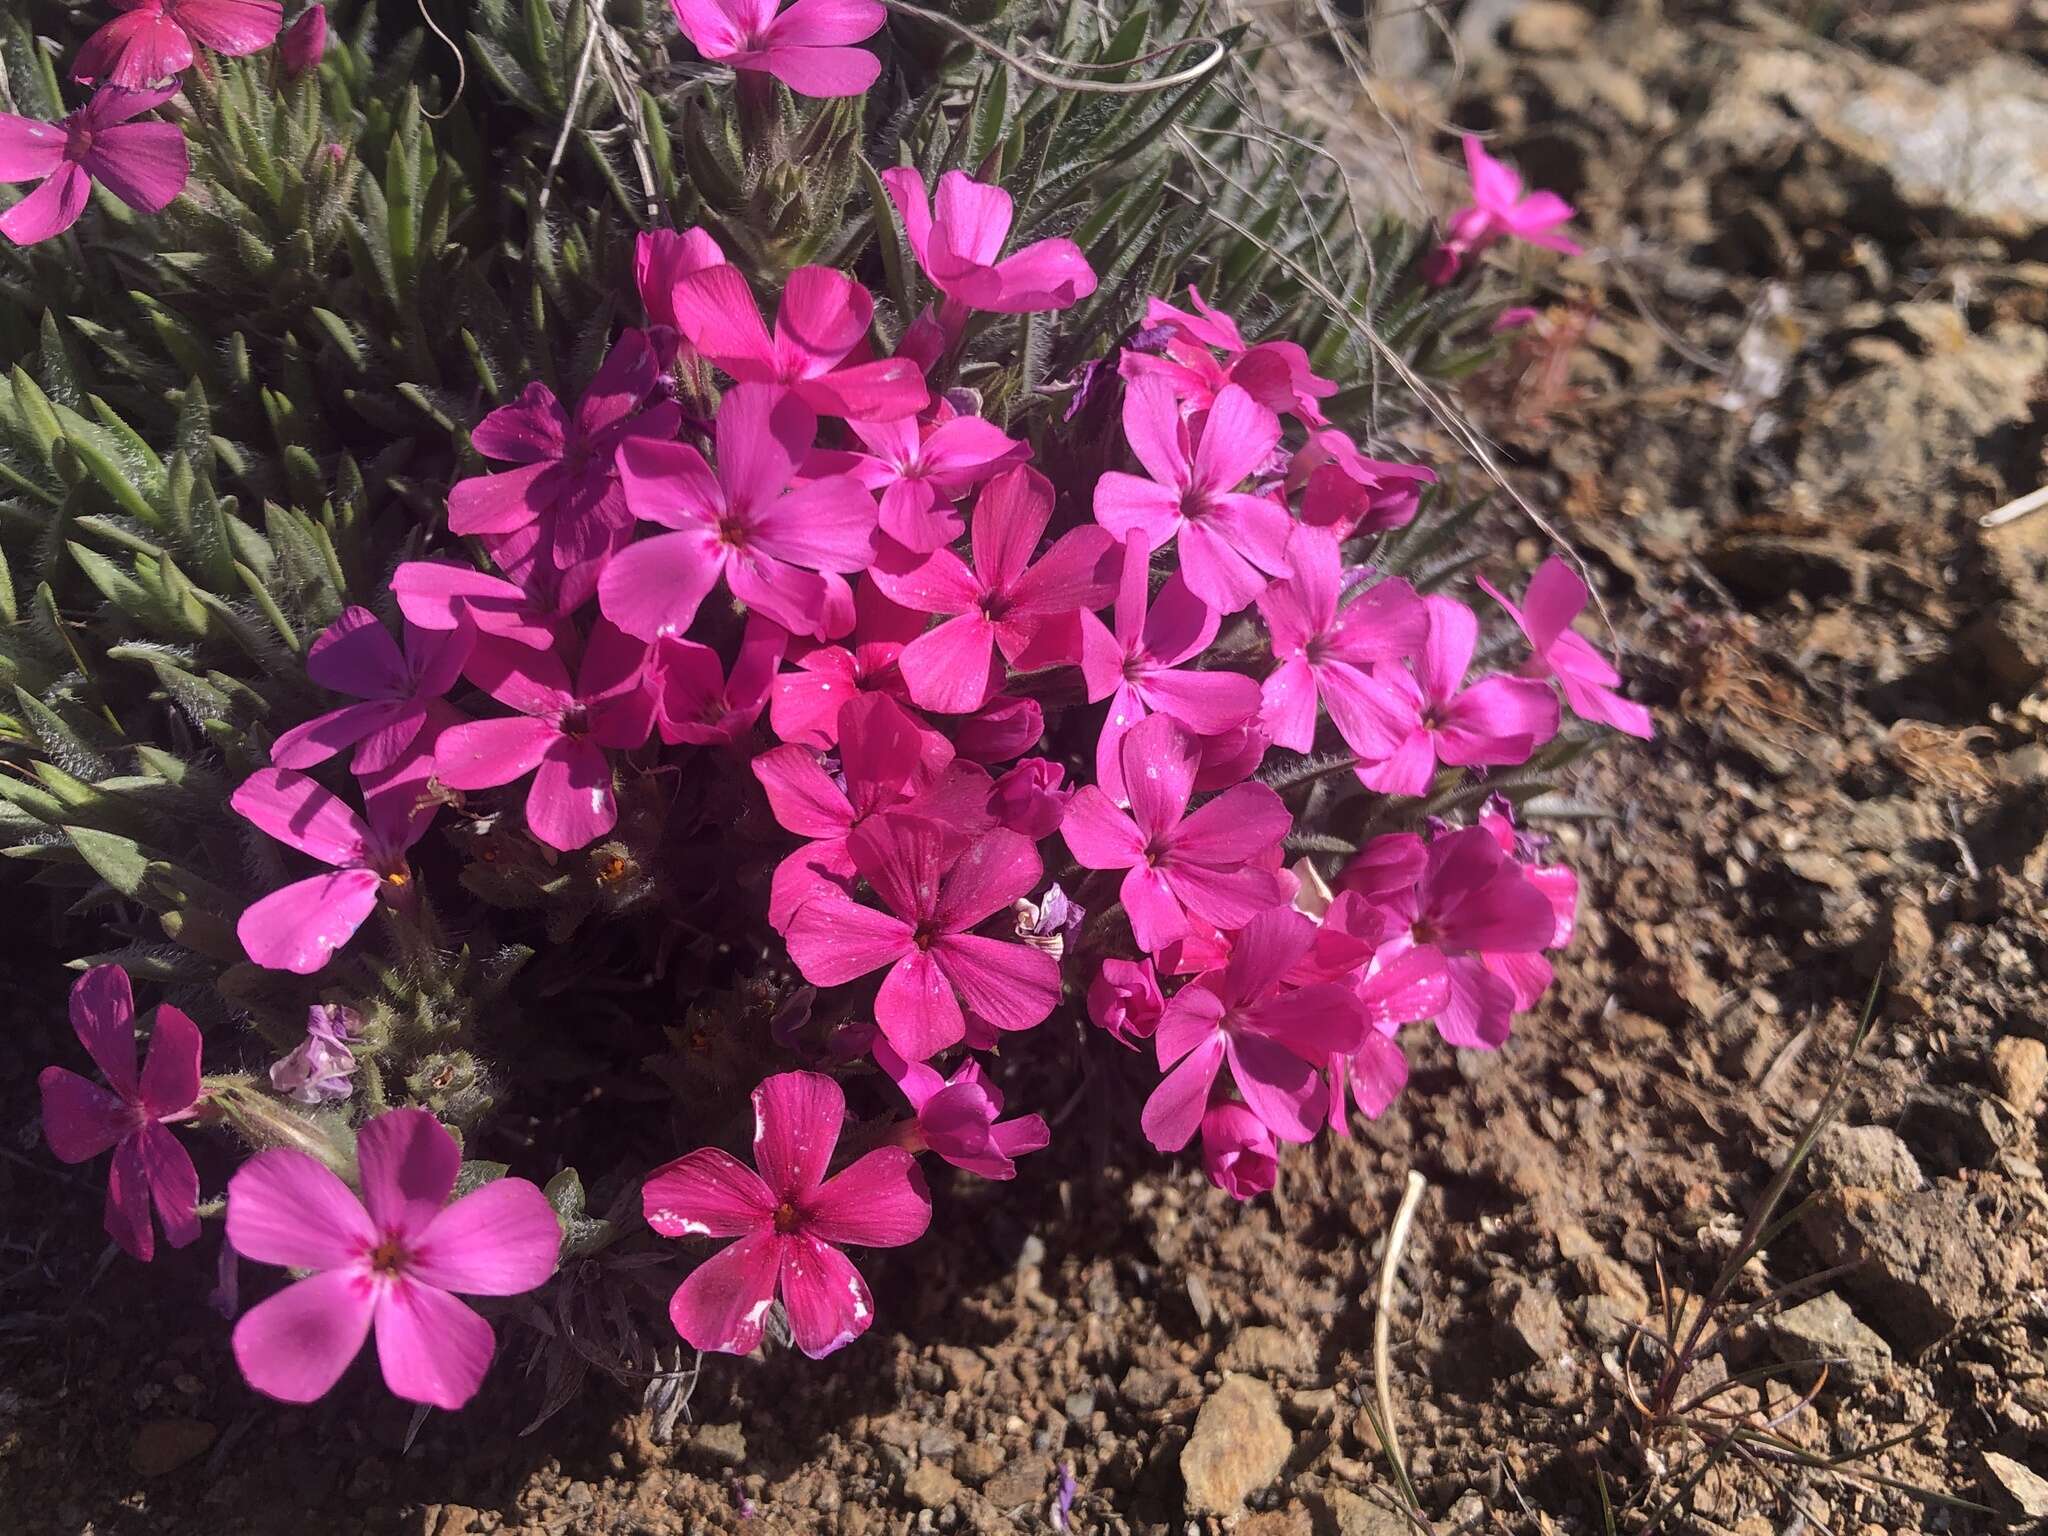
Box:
27, 0, 1620, 1399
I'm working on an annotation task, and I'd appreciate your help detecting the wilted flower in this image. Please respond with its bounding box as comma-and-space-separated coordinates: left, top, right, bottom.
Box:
269, 1004, 361, 1104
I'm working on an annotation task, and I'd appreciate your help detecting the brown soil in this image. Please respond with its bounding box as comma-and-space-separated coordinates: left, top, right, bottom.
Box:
8, 3, 2048, 1532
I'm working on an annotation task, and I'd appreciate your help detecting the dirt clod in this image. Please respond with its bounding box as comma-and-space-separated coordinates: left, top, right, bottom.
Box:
1766, 1292, 1893, 1391
1179, 1375, 1291, 1516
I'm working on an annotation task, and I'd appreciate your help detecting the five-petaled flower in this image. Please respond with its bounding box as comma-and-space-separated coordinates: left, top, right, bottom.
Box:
227, 1108, 561, 1408
643, 1072, 931, 1357
668, 0, 887, 99
39, 965, 203, 1262
785, 814, 1060, 1060
1424, 135, 1582, 286
0, 84, 190, 246
881, 169, 1098, 322
74, 0, 283, 88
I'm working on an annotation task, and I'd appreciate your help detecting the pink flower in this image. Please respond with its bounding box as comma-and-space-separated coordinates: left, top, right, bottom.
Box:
667, 265, 927, 420
636, 225, 727, 334
987, 757, 1069, 840
232, 768, 435, 973
38, 966, 202, 1262
1424, 135, 1582, 286
433, 620, 655, 851
1125, 287, 1336, 425
1087, 956, 1163, 1048
1256, 534, 1424, 755
754, 692, 966, 927
228, 1108, 561, 1408
1094, 378, 1290, 613
74, 0, 283, 87
1333, 1034, 1409, 1125
270, 606, 470, 776
643, 1072, 930, 1357
843, 409, 1028, 553
1080, 533, 1261, 799
1060, 713, 1291, 954
1473, 802, 1579, 1011
0, 85, 189, 246
1142, 906, 1366, 1150
1200, 1102, 1277, 1200
651, 615, 787, 747
871, 465, 1117, 714
876, 1042, 1049, 1180
605, 385, 878, 642
769, 578, 925, 748
880, 169, 1097, 320
391, 561, 555, 650
785, 815, 1060, 1060
1478, 557, 1653, 739
1346, 826, 1557, 1049
1355, 595, 1560, 796
668, 0, 885, 98
448, 331, 682, 577
279, 4, 326, 75
1288, 430, 1437, 537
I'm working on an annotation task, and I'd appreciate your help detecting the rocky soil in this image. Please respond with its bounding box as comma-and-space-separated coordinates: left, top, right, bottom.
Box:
7, 2, 2048, 1532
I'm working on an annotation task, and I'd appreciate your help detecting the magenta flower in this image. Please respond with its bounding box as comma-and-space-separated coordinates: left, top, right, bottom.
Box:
636, 225, 727, 334
0, 85, 189, 246
1086, 955, 1163, 1048
232, 768, 435, 974
228, 1108, 560, 1408
433, 620, 654, 851
1473, 803, 1579, 1011
651, 615, 786, 747
1080, 533, 1261, 799
391, 560, 556, 650
1125, 287, 1336, 425
987, 756, 1069, 840
880, 169, 1098, 320
270, 606, 469, 776
875, 1042, 1049, 1180
279, 4, 326, 75
1478, 556, 1653, 739
785, 815, 1060, 1060
447, 331, 681, 575
755, 692, 960, 927
844, 408, 1028, 553
870, 465, 1117, 714
1424, 135, 1582, 286
605, 385, 878, 642
1355, 595, 1560, 796
1333, 1033, 1410, 1126
1346, 826, 1557, 1048
1200, 1103, 1277, 1200
1060, 713, 1291, 954
1143, 906, 1366, 1150
39, 966, 202, 1262
1288, 429, 1437, 537
74, 0, 282, 87
644, 1072, 930, 1357
1094, 378, 1291, 614
769, 578, 926, 748
668, 0, 885, 98
668, 265, 927, 420
1256, 534, 1424, 755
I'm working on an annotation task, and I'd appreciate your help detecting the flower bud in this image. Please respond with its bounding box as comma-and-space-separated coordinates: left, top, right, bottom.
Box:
988, 757, 1069, 840
1201, 1103, 1276, 1200
1086, 957, 1162, 1048
281, 5, 327, 78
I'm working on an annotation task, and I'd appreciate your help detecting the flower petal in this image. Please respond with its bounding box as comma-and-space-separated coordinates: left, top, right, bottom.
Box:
231, 767, 370, 866
668, 1230, 783, 1355
411, 1178, 561, 1295
69, 964, 137, 1097
356, 1107, 461, 1241
644, 1148, 776, 1239
932, 933, 1059, 1034
777, 1233, 879, 1357
138, 1003, 202, 1118
374, 1279, 497, 1410
84, 120, 189, 213
227, 1146, 377, 1269
0, 160, 87, 246
236, 869, 382, 975
233, 1269, 377, 1404
751, 1071, 845, 1200
803, 1146, 930, 1247
38, 1068, 131, 1163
